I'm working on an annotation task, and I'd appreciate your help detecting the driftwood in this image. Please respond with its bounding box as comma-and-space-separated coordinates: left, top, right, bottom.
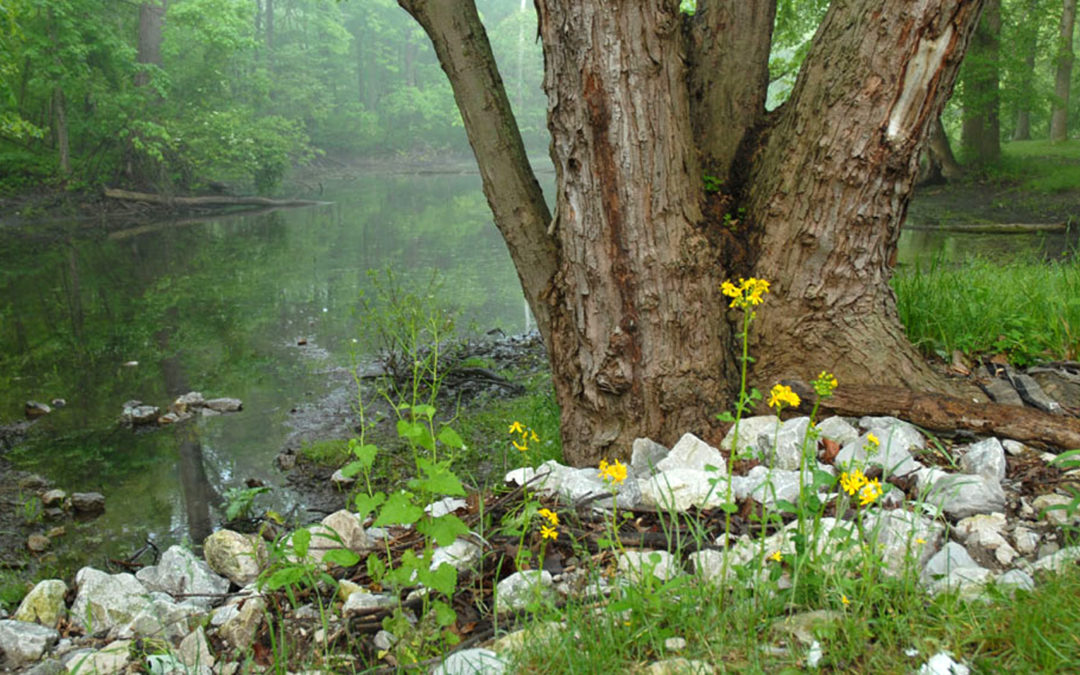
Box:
800, 384, 1080, 451
904, 222, 1068, 233
104, 188, 326, 208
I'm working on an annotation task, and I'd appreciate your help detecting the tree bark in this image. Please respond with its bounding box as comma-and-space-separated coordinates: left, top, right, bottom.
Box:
1051, 0, 1076, 142
135, 1, 166, 87
1013, 0, 1039, 141
401, 0, 988, 466
929, 116, 964, 181
961, 0, 1001, 164
745, 2, 982, 392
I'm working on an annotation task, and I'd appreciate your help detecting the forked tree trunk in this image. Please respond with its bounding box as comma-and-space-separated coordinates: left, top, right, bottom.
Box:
1051, 0, 1076, 142
400, 0, 987, 466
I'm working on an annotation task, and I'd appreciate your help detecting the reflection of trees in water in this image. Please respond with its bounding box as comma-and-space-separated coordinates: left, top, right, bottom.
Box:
159, 307, 222, 546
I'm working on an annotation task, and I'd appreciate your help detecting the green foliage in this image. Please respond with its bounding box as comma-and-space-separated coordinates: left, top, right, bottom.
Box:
299, 439, 351, 467
1046, 449, 1080, 543
222, 485, 270, 522
892, 253, 1080, 365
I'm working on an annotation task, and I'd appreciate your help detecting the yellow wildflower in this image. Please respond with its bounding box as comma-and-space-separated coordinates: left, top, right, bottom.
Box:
538, 508, 559, 526
508, 421, 525, 435
865, 433, 880, 456
530, 429, 540, 443
769, 550, 783, 563
767, 384, 801, 411
540, 525, 558, 540
813, 371, 838, 397
841, 594, 850, 606
721, 277, 771, 310
598, 459, 628, 485
512, 439, 528, 452
839, 469, 868, 496
915, 537, 927, 545
859, 478, 883, 507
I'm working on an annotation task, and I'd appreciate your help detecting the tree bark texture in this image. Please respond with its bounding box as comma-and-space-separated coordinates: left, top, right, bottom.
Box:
402, 0, 988, 466
135, 1, 166, 87
929, 116, 964, 180
1051, 0, 1076, 142
961, 0, 1001, 163
1013, 0, 1039, 141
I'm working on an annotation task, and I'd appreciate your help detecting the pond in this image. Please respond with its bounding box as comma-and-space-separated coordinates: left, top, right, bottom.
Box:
0, 171, 1074, 569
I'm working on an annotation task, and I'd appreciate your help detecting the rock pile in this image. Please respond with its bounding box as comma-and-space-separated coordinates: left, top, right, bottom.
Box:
121, 392, 242, 428
3, 414, 1079, 673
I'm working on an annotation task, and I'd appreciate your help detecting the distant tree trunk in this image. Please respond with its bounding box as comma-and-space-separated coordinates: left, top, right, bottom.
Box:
1013, 0, 1039, 141
962, 0, 1001, 164
399, 0, 986, 466
929, 116, 964, 180
135, 1, 166, 87
1051, 0, 1076, 141
53, 87, 70, 177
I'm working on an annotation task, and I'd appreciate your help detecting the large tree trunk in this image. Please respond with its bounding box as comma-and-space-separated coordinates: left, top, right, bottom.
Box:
961, 0, 1002, 164
400, 0, 987, 466
1051, 0, 1076, 142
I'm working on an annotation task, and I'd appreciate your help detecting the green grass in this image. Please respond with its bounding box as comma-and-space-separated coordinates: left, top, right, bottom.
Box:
299, 438, 351, 466
976, 139, 1080, 194
893, 254, 1080, 365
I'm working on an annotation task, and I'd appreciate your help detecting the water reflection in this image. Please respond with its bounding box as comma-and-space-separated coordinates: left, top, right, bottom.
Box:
0, 173, 1073, 563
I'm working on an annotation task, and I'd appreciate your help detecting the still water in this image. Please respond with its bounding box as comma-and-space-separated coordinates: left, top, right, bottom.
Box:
0, 172, 1073, 565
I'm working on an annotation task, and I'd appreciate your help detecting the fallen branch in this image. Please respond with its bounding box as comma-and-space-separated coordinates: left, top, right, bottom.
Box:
802, 384, 1080, 451
104, 187, 327, 209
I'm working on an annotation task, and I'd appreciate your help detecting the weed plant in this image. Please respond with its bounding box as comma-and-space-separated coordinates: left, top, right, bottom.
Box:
893, 253, 1080, 365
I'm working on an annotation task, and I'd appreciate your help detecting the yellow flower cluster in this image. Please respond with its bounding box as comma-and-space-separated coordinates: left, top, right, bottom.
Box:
598, 458, 627, 485
813, 371, 838, 397
720, 277, 770, 309
538, 507, 559, 540
508, 420, 540, 452
768, 383, 801, 411
839, 468, 883, 507
864, 433, 880, 456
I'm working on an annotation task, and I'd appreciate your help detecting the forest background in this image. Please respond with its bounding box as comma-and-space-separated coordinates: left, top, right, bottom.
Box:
0, 0, 1076, 196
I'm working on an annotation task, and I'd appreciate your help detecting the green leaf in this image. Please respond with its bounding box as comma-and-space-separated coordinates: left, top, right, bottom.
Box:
417, 513, 469, 547
716, 411, 736, 422
322, 548, 361, 568
397, 419, 423, 442
718, 502, 738, 515
432, 599, 457, 627
367, 554, 386, 582
409, 457, 466, 497
354, 491, 386, 522
412, 404, 436, 420
349, 440, 379, 470
774, 499, 798, 514
291, 528, 312, 558
374, 491, 423, 527
436, 426, 465, 449
265, 566, 306, 591
421, 562, 458, 596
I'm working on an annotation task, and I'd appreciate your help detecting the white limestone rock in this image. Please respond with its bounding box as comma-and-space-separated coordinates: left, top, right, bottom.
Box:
70, 567, 152, 632
617, 550, 681, 582
955, 513, 1018, 566
203, 530, 267, 586
921, 542, 982, 586
0, 619, 59, 669
1012, 525, 1040, 555
862, 509, 944, 576
917, 468, 1006, 519
136, 545, 230, 611
760, 417, 814, 471
495, 571, 554, 613
425, 498, 467, 519
918, 651, 970, 675
959, 438, 1007, 483
341, 591, 397, 616
64, 639, 132, 674
815, 416, 860, 446
1033, 494, 1079, 525
218, 596, 266, 650
656, 433, 727, 474
631, 438, 669, 477
13, 579, 68, 627
836, 431, 921, 478
639, 469, 741, 512
430, 538, 484, 573
431, 648, 509, 675
720, 416, 780, 455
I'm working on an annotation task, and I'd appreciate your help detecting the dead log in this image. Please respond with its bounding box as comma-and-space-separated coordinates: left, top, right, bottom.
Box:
104, 188, 326, 208
796, 384, 1080, 451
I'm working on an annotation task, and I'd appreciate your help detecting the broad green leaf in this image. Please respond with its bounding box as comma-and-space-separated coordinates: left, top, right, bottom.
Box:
412, 404, 436, 420
373, 491, 423, 527
291, 527, 312, 558
436, 426, 465, 449
322, 548, 361, 568
265, 566, 306, 590
417, 513, 469, 547
410, 457, 465, 496
354, 491, 386, 522
432, 599, 457, 627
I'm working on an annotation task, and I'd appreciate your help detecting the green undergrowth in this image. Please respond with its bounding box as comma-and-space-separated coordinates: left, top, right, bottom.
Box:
893, 253, 1080, 366
988, 140, 1080, 194
506, 563, 1080, 673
